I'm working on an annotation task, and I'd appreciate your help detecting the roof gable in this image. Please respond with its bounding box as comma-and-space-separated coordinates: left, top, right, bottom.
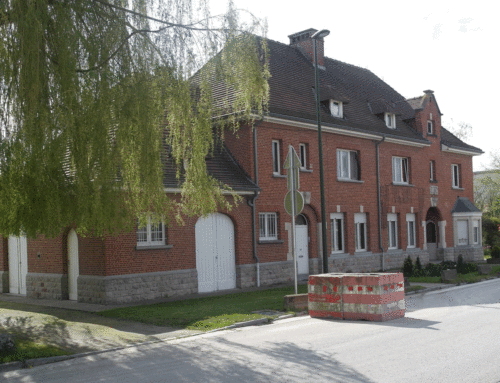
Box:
451, 197, 481, 213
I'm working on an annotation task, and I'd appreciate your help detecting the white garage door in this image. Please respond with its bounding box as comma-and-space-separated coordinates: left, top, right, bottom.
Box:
8, 235, 28, 295
195, 213, 236, 293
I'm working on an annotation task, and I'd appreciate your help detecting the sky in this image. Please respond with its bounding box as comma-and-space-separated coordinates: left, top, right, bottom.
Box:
211, 0, 499, 171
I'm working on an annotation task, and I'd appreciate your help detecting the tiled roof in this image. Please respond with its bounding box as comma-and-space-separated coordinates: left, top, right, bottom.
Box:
162, 143, 258, 192
264, 38, 427, 142
440, 127, 483, 154
451, 197, 481, 213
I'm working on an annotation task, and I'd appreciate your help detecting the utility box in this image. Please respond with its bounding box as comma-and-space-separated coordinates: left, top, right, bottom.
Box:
308, 273, 405, 322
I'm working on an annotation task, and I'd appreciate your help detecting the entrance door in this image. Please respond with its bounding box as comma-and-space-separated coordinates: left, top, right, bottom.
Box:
195, 214, 236, 293
68, 229, 79, 301
426, 221, 437, 261
8, 236, 28, 295
295, 215, 309, 275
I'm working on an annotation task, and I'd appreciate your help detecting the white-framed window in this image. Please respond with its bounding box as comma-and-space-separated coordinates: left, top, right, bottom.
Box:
354, 213, 367, 252
137, 217, 166, 247
427, 120, 433, 134
330, 213, 344, 253
299, 143, 307, 169
452, 164, 461, 188
387, 213, 398, 250
259, 212, 278, 241
272, 140, 280, 175
473, 220, 480, 244
337, 149, 360, 181
406, 213, 416, 248
385, 113, 396, 129
457, 220, 468, 246
430, 160, 436, 181
392, 157, 409, 184
329, 100, 343, 118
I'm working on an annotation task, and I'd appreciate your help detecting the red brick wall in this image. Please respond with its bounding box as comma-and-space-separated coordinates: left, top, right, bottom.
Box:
102, 195, 254, 276
27, 234, 65, 274
79, 234, 106, 276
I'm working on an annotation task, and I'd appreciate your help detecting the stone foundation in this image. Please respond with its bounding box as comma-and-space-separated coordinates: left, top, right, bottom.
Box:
438, 246, 484, 263
258, 260, 294, 286
26, 273, 68, 300
0, 271, 8, 293
78, 269, 198, 304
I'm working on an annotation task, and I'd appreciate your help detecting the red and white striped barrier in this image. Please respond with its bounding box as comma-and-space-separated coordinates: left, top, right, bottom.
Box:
308, 272, 405, 322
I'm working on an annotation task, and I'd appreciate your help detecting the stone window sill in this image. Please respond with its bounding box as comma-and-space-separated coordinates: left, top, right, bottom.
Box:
452, 187, 465, 191
300, 168, 313, 173
135, 244, 173, 251
272, 174, 286, 179
258, 240, 284, 245
337, 178, 364, 184
392, 182, 414, 187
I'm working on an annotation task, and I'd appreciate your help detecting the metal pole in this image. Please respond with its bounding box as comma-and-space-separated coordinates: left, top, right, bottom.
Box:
313, 38, 329, 274
290, 146, 298, 294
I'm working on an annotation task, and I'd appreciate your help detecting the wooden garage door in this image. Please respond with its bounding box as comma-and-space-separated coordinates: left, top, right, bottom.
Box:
8, 235, 28, 295
195, 213, 236, 293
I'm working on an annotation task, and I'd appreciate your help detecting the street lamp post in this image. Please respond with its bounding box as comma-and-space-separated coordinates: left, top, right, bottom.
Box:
311, 29, 330, 274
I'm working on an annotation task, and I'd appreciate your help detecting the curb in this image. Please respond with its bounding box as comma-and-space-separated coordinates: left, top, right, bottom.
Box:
0, 314, 289, 373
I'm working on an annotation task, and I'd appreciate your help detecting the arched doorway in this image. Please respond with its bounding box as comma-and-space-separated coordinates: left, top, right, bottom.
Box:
295, 214, 309, 275
8, 236, 28, 295
67, 229, 79, 301
195, 213, 236, 293
425, 207, 442, 261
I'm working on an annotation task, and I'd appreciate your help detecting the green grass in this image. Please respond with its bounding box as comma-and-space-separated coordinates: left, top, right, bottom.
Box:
405, 285, 427, 293
99, 285, 308, 331
408, 276, 441, 283
0, 335, 71, 364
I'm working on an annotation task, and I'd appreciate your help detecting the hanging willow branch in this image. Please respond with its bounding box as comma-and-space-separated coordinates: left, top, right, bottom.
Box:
0, 0, 270, 237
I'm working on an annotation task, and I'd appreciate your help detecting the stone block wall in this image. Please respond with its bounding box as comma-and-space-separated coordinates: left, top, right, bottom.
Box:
26, 273, 68, 300
0, 271, 8, 293
78, 269, 198, 304
236, 264, 256, 288
258, 261, 294, 286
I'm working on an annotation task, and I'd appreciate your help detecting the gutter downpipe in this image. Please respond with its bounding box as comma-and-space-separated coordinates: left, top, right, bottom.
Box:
247, 119, 262, 287
375, 135, 386, 271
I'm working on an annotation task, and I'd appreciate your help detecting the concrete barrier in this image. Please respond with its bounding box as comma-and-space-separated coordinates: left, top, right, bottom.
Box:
284, 294, 308, 311
308, 273, 405, 322
441, 269, 457, 282
477, 264, 493, 275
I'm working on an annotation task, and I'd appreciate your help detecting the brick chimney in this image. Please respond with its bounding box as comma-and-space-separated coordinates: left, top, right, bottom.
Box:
289, 28, 325, 67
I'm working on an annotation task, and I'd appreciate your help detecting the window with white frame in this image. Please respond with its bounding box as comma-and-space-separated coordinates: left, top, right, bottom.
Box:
392, 157, 409, 184
330, 213, 344, 253
452, 164, 461, 188
259, 212, 278, 241
337, 149, 360, 181
329, 100, 343, 118
272, 140, 280, 175
387, 213, 398, 250
406, 213, 416, 248
473, 220, 480, 244
457, 220, 468, 246
137, 217, 166, 247
299, 143, 307, 169
427, 120, 433, 134
385, 113, 396, 129
354, 213, 367, 252
430, 160, 436, 181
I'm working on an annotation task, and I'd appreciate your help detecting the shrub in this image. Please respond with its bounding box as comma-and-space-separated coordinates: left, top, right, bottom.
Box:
0, 334, 16, 354
492, 246, 500, 259
402, 256, 413, 277
457, 255, 465, 274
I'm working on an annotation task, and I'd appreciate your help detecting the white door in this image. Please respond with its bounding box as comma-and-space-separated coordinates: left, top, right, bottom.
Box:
8, 235, 28, 295
195, 214, 236, 293
68, 229, 79, 301
295, 225, 309, 275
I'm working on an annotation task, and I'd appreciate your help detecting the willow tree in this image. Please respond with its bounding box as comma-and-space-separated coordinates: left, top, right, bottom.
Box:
0, 0, 270, 237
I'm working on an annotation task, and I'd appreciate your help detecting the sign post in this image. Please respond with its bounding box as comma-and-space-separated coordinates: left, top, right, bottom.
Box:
284, 146, 304, 295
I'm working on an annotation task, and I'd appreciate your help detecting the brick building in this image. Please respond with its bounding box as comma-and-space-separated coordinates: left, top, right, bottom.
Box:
0, 28, 484, 304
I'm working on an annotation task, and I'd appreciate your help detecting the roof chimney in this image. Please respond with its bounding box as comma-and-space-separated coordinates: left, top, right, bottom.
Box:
288, 28, 326, 67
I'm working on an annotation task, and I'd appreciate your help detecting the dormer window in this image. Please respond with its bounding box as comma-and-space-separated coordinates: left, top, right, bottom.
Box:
329, 100, 343, 118
427, 120, 433, 134
385, 113, 396, 129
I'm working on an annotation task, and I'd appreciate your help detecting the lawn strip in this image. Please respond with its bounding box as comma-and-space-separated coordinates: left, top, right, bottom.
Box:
99, 285, 308, 331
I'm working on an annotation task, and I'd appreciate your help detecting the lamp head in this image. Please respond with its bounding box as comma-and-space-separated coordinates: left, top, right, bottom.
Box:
311, 29, 330, 40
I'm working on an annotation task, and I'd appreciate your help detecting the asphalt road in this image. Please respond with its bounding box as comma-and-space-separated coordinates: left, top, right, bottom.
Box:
3, 279, 500, 383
